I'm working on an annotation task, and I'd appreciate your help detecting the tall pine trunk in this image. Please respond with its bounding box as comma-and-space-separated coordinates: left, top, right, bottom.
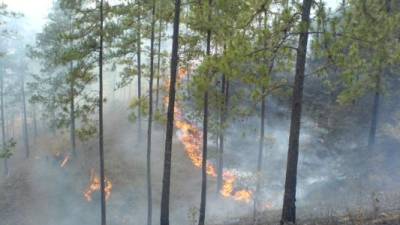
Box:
217, 75, 228, 192
32, 104, 38, 138
368, 74, 380, 151
50, 92, 57, 136
69, 13, 77, 158
70, 66, 77, 157
146, 1, 156, 225
253, 86, 266, 222
281, 0, 312, 224
160, 0, 181, 224
199, 0, 212, 224
1, 73, 8, 176
136, 0, 142, 134
155, 17, 162, 111
253, 14, 273, 221
368, 0, 391, 151
98, 0, 106, 224
21, 73, 30, 158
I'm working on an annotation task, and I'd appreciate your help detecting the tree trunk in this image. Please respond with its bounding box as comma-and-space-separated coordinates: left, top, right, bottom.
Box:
21, 73, 30, 159
146, 1, 156, 225
98, 1, 106, 224
155, 17, 162, 111
199, 71, 209, 225
32, 104, 38, 138
199, 1, 212, 224
217, 75, 227, 192
253, 86, 266, 222
281, 0, 312, 224
160, 0, 181, 224
254, 14, 276, 218
367, 1, 391, 151
50, 92, 57, 136
137, 0, 142, 134
1, 73, 8, 176
70, 67, 77, 157
368, 73, 381, 151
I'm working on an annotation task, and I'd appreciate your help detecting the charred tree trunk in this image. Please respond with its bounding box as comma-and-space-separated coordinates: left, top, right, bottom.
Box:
146, 1, 156, 225
21, 73, 30, 159
1, 73, 8, 176
199, 1, 212, 224
160, 0, 181, 224
155, 17, 162, 111
281, 0, 312, 224
98, 1, 106, 224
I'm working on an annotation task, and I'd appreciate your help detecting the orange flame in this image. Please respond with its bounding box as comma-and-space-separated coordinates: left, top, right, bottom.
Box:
164, 68, 253, 203
83, 169, 113, 202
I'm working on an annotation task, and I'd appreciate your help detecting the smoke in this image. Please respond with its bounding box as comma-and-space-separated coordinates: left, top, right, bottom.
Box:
1, 49, 400, 225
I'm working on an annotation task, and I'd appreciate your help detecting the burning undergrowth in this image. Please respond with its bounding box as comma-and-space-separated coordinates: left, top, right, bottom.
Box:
2, 69, 399, 225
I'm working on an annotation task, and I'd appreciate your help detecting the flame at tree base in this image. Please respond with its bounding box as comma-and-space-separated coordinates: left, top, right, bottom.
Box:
83, 169, 113, 202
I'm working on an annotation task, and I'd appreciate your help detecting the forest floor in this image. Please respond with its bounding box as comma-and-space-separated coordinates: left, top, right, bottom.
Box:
1, 98, 400, 225
0, 100, 251, 225
210, 209, 400, 225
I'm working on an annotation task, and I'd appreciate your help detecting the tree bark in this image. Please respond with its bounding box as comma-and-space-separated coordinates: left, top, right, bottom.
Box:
98, 0, 106, 224
368, 74, 380, 151
160, 0, 181, 224
217, 75, 227, 192
32, 104, 38, 138
70, 65, 77, 157
21, 73, 30, 159
146, 1, 156, 225
253, 14, 273, 222
137, 0, 142, 134
281, 0, 312, 224
1, 73, 8, 176
253, 86, 266, 222
368, 0, 392, 151
199, 1, 212, 224
50, 92, 57, 136
155, 17, 162, 111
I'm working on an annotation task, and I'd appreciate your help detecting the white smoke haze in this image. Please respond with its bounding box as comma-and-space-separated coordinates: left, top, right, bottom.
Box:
1, 62, 399, 224
1, 63, 400, 225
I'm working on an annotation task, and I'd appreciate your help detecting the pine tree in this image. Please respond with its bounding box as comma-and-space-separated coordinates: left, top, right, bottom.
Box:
160, 1, 181, 224
98, 0, 106, 224
281, 0, 313, 224
199, 0, 212, 223
146, 0, 156, 224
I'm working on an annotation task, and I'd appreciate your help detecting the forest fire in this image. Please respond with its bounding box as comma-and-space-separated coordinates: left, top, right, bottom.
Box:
83, 169, 113, 202
165, 68, 253, 203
